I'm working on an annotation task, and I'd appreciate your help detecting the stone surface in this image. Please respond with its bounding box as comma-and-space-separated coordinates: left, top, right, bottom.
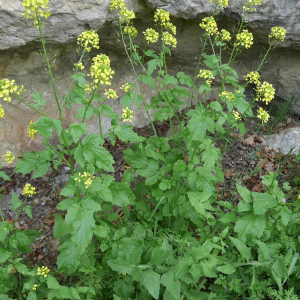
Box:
0, 0, 300, 165
263, 127, 300, 154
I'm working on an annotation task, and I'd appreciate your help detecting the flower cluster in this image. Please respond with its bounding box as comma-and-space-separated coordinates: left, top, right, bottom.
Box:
88, 54, 114, 87
0, 104, 4, 118
74, 62, 84, 70
199, 17, 218, 36
123, 26, 138, 38
0, 79, 25, 103
220, 29, 231, 42
210, 0, 229, 8
3, 151, 14, 164
257, 107, 270, 123
37, 266, 49, 278
243, 0, 261, 12
105, 89, 118, 99
122, 107, 133, 122
32, 284, 38, 290
119, 7, 135, 23
154, 9, 170, 26
143, 28, 159, 43
120, 83, 132, 92
75, 172, 95, 189
162, 32, 177, 47
197, 69, 215, 86
21, 0, 51, 27
84, 83, 92, 94
27, 120, 37, 140
255, 81, 275, 104
22, 183, 36, 197
165, 22, 176, 35
77, 30, 100, 53
244, 71, 260, 84
269, 26, 286, 42
232, 110, 241, 120
235, 29, 253, 49
219, 91, 235, 102
109, 0, 125, 11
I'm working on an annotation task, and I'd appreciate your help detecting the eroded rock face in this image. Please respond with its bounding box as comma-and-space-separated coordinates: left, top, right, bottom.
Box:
0, 0, 300, 164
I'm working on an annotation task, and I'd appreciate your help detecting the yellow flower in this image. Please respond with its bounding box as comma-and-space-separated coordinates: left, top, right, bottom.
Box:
257, 107, 270, 123
21, 0, 51, 27
123, 26, 138, 38
74, 62, 84, 70
120, 83, 132, 92
235, 29, 253, 49
210, 0, 229, 8
22, 183, 36, 197
255, 81, 275, 104
75, 172, 95, 189
32, 284, 37, 290
197, 69, 215, 86
121, 272, 127, 275
27, 120, 37, 140
162, 32, 177, 47
109, 0, 125, 11
77, 30, 100, 52
199, 17, 218, 36
232, 110, 241, 120
84, 83, 92, 94
220, 29, 231, 42
3, 151, 14, 164
0, 104, 4, 118
143, 28, 159, 43
88, 54, 114, 88
244, 71, 260, 84
122, 107, 133, 122
119, 7, 135, 23
219, 91, 235, 102
0, 78, 25, 103
243, 0, 261, 12
104, 89, 118, 99
154, 9, 170, 26
165, 22, 176, 35
269, 27, 286, 42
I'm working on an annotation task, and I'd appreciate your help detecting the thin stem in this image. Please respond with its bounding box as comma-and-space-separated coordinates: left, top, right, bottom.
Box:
36, 11, 61, 121
0, 207, 4, 222
12, 197, 27, 228
119, 21, 157, 136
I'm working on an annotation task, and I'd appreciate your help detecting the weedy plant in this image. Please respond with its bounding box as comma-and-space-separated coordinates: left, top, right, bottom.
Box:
1, 0, 300, 299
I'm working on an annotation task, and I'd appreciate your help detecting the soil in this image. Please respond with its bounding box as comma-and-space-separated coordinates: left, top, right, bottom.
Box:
0, 108, 300, 273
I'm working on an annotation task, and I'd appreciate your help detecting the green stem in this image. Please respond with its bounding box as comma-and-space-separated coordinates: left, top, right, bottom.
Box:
45, 140, 70, 167
12, 197, 28, 228
36, 11, 61, 121
61, 51, 86, 109
82, 89, 96, 124
119, 21, 157, 136
0, 207, 4, 222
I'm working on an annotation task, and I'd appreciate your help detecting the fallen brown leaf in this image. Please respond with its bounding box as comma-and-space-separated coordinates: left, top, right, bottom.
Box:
242, 135, 255, 146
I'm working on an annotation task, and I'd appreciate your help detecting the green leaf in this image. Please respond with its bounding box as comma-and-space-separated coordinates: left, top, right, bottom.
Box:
33, 161, 50, 178
70, 72, 86, 86
188, 191, 212, 217
14, 151, 40, 175
57, 239, 80, 274
89, 179, 113, 203
120, 92, 135, 108
141, 270, 160, 299
11, 193, 22, 210
229, 237, 251, 261
161, 271, 181, 300
24, 206, 32, 219
177, 72, 196, 89
0, 222, 12, 241
280, 206, 291, 226
107, 258, 135, 274
172, 86, 190, 98
185, 290, 208, 300
69, 123, 87, 143
163, 74, 178, 86
216, 264, 236, 274
31, 90, 46, 108
0, 248, 11, 263
74, 134, 114, 172
75, 104, 94, 120
236, 185, 251, 202
114, 124, 141, 143
252, 192, 277, 215
234, 212, 266, 242
47, 275, 60, 290
54, 213, 71, 238
225, 76, 238, 87
35, 117, 62, 138
94, 225, 109, 238
69, 83, 86, 104
191, 243, 213, 261
150, 239, 173, 266
65, 199, 100, 254
186, 109, 207, 142
0, 171, 11, 181
138, 74, 154, 90
147, 58, 162, 75
210, 101, 222, 112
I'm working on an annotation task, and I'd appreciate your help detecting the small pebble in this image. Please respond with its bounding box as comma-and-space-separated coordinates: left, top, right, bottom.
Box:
34, 198, 40, 205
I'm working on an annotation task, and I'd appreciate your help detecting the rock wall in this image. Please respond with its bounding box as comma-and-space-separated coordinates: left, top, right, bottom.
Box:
0, 0, 300, 165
